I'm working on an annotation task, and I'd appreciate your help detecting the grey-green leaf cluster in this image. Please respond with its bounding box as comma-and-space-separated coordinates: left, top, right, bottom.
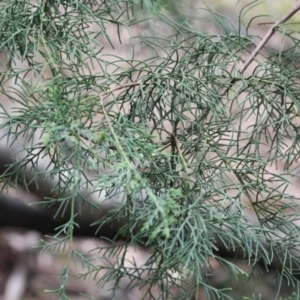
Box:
1, 0, 300, 299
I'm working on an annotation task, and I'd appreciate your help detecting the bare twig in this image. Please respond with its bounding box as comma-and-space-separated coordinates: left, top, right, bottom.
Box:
242, 3, 300, 73
102, 82, 142, 96
220, 2, 300, 97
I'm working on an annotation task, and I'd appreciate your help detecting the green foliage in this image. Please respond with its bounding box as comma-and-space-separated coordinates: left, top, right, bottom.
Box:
1, 0, 300, 299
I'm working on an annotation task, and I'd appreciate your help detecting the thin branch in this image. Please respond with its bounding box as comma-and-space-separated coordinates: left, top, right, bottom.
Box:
220, 2, 300, 97
242, 2, 300, 73
102, 82, 142, 96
